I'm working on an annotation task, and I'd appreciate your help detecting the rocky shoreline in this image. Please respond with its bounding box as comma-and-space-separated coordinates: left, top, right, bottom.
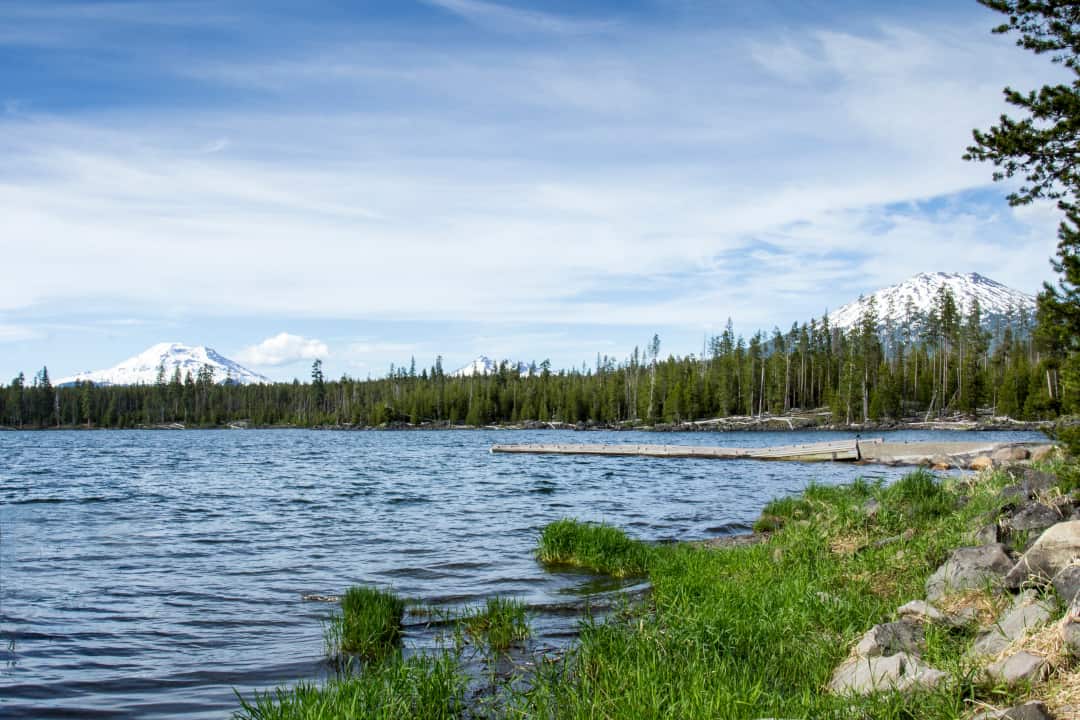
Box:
739, 459, 1080, 718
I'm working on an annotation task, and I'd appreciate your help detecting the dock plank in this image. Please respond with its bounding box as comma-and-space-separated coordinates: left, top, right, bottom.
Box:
490, 439, 864, 462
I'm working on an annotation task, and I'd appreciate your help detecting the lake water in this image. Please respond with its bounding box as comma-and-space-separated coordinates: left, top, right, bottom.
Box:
0, 428, 1043, 718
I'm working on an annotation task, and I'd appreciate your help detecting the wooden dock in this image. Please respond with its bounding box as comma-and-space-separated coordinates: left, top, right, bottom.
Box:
490, 438, 868, 462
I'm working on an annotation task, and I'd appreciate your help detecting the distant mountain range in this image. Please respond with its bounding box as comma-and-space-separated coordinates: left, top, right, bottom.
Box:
828, 272, 1035, 330
56, 343, 271, 386
55, 273, 1036, 387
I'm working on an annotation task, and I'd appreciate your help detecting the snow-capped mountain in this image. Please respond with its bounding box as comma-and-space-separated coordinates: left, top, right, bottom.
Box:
828, 272, 1035, 330
451, 356, 533, 377
57, 343, 271, 386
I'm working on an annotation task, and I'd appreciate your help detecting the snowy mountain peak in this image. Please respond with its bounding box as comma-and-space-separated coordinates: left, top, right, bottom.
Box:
451, 356, 533, 377
828, 272, 1035, 330
57, 343, 271, 386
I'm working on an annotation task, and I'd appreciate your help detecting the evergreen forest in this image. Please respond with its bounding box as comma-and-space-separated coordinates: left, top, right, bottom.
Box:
1, 286, 1069, 430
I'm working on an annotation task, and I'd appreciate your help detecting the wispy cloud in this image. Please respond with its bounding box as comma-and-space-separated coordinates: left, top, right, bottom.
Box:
0, 324, 41, 343
0, 2, 1068, 379
236, 333, 329, 366
422, 0, 616, 36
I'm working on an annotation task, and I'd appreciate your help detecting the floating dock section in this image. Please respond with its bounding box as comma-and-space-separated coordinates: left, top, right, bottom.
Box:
491, 438, 866, 462
490, 439, 1055, 467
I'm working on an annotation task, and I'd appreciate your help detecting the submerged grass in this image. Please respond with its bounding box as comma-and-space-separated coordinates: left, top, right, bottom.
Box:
325, 585, 405, 661
461, 597, 530, 652
536, 518, 653, 577
234, 652, 466, 720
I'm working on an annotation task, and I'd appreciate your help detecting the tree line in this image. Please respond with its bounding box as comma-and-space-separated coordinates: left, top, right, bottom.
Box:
1, 289, 1066, 430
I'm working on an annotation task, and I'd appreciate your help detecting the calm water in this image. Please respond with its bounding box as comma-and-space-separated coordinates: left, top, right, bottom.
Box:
0, 428, 1043, 718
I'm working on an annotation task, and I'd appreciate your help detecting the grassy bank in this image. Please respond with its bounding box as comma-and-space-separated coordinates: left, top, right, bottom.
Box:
237, 457, 1080, 719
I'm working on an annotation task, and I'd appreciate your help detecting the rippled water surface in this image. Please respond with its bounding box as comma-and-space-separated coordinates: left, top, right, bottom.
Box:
0, 428, 1043, 718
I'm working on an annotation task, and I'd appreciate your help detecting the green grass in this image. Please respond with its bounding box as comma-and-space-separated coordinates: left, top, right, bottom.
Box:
461, 597, 531, 652
513, 467, 1045, 719
233, 652, 466, 720
536, 518, 653, 577
325, 585, 406, 661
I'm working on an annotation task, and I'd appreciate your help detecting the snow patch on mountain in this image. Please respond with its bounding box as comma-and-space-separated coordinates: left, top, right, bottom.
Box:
57, 343, 272, 386
828, 272, 1035, 330
451, 356, 533, 377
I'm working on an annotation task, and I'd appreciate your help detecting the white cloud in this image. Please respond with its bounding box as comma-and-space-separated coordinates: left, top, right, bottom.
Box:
236, 333, 328, 366
0, 12, 1066, 338
422, 0, 615, 35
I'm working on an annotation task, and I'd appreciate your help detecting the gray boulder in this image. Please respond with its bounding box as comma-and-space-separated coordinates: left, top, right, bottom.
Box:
1061, 614, 1080, 657
925, 544, 1014, 602
1006, 504, 1067, 551
853, 620, 924, 658
828, 652, 947, 695
1052, 564, 1080, 606
1022, 469, 1058, 497
985, 651, 1049, 686
971, 590, 1054, 657
999, 485, 1026, 506
1008, 503, 1065, 535
1005, 521, 1080, 589
971, 522, 1001, 546
971, 701, 1055, 720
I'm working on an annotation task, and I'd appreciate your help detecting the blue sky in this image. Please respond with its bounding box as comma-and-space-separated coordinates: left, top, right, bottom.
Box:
0, 0, 1068, 382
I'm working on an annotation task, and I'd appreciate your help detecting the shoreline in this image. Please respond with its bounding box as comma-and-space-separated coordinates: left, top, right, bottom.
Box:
0, 416, 1055, 433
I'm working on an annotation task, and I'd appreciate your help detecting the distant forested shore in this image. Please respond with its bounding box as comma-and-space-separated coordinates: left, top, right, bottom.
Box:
3, 287, 1072, 431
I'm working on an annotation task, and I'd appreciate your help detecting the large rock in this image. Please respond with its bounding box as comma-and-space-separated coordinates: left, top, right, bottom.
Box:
995, 446, 1032, 463
1009, 503, 1065, 533
971, 701, 1055, 720
925, 544, 1014, 602
854, 620, 924, 658
999, 485, 1026, 507
971, 522, 1001, 545
1021, 468, 1058, 497
1052, 564, 1080, 606
970, 455, 994, 471
930, 454, 952, 470
1031, 445, 1058, 463
828, 652, 947, 695
1005, 521, 1080, 589
985, 651, 1049, 685
971, 591, 1054, 657
1061, 614, 1080, 657
1006, 504, 1067, 550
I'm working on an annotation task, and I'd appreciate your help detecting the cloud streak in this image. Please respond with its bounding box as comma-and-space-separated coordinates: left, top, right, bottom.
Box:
422, 0, 616, 36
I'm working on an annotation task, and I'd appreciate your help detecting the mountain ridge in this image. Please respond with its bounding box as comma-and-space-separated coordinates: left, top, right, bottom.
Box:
828, 272, 1035, 330
57, 342, 271, 386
